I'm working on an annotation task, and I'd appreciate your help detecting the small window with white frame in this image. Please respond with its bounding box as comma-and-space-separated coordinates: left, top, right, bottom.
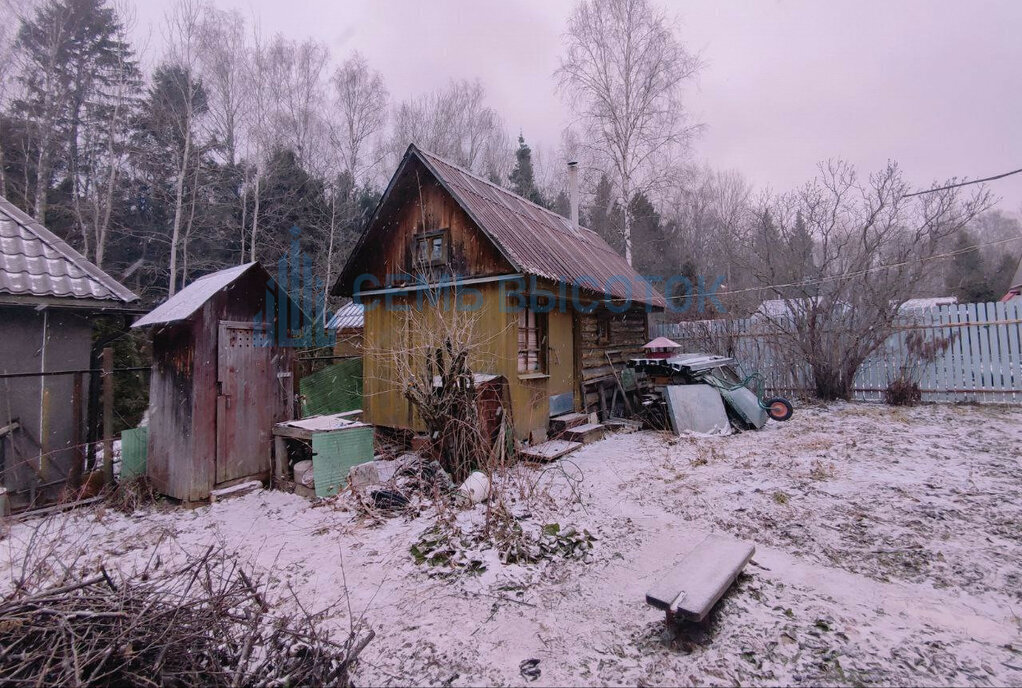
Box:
517, 307, 547, 374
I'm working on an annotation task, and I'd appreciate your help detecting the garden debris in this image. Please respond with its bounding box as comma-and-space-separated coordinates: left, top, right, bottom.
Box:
370, 489, 410, 511
457, 471, 491, 504
519, 658, 541, 681
0, 546, 373, 687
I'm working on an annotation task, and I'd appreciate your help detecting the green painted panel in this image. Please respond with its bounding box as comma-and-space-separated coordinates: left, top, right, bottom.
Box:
300, 358, 363, 418
311, 426, 374, 498
120, 427, 148, 481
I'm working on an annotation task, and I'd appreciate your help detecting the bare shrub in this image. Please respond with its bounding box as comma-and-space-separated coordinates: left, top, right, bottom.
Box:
884, 328, 956, 406
733, 161, 991, 401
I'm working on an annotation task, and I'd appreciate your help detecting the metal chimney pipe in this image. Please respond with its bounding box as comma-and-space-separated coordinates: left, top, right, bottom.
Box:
567, 161, 579, 232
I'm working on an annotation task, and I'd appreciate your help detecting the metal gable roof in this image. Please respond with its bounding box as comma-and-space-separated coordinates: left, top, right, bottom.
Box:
336, 145, 665, 308
131, 263, 258, 328
0, 195, 137, 305
415, 148, 665, 307
326, 301, 364, 331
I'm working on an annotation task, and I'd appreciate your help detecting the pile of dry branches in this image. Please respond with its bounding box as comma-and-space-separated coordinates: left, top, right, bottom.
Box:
0, 546, 372, 687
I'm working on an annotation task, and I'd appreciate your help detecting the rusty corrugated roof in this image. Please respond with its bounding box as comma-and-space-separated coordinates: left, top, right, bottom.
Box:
336, 145, 664, 308
415, 148, 664, 307
0, 195, 137, 306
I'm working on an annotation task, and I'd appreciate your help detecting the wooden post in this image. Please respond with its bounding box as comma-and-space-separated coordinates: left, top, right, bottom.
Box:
102, 347, 114, 486
70, 372, 83, 489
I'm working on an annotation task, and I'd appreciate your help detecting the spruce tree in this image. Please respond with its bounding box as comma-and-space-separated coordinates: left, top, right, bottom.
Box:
508, 134, 544, 206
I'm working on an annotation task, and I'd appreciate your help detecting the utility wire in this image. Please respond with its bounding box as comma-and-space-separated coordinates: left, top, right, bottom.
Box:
611, 233, 1022, 306
903, 167, 1022, 197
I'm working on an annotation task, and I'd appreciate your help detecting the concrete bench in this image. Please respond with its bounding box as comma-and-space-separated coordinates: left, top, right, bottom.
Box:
646, 535, 755, 623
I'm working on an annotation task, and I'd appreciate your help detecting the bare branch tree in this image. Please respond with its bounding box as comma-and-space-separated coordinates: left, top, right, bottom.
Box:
329, 51, 387, 184
196, 6, 248, 168
734, 161, 993, 400
161, 0, 205, 296
557, 0, 701, 264
389, 79, 510, 180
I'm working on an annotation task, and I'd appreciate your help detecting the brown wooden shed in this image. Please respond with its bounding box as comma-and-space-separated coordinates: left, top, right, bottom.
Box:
132, 262, 302, 502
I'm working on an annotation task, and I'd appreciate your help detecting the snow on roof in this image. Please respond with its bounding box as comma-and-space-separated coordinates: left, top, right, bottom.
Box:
132, 263, 258, 328
326, 301, 364, 330
899, 296, 959, 312
643, 336, 682, 349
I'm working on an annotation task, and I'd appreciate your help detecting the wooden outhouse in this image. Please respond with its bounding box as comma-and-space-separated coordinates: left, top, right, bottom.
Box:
332, 144, 665, 442
132, 262, 301, 502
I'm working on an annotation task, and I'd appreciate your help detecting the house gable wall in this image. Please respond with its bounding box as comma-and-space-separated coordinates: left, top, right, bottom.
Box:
346, 160, 514, 290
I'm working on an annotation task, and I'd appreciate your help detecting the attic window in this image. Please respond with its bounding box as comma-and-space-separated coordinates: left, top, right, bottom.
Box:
413, 230, 449, 267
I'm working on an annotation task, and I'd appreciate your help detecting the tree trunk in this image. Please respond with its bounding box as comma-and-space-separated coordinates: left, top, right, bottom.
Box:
168, 114, 193, 297
239, 177, 247, 263
622, 174, 633, 265
249, 172, 260, 263
33, 142, 51, 223
323, 189, 338, 327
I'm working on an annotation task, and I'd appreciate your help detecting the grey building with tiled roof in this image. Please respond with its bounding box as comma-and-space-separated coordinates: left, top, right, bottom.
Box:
0, 195, 137, 512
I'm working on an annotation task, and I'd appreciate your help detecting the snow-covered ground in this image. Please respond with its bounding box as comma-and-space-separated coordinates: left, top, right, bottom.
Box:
3, 402, 1021, 686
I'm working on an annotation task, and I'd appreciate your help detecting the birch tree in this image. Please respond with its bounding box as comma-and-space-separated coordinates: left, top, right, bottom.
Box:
325, 51, 388, 314
389, 79, 510, 179
162, 0, 205, 296
197, 6, 248, 168
196, 6, 249, 260
329, 51, 387, 184
0, 1, 20, 198
557, 0, 700, 264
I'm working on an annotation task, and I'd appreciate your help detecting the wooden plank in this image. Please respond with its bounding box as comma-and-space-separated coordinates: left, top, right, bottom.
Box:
950, 304, 966, 394
973, 303, 988, 402
963, 303, 979, 400
1007, 300, 1022, 402
983, 303, 1001, 397
561, 422, 605, 444
520, 439, 582, 462
646, 535, 756, 622
994, 301, 1010, 396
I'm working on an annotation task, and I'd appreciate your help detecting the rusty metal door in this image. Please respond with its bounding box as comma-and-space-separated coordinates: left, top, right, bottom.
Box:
216, 321, 273, 485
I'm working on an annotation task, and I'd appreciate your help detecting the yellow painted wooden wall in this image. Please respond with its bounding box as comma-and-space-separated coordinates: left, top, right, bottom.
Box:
362, 281, 575, 441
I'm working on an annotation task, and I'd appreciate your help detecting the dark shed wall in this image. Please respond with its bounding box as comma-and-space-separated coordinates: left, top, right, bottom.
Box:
147, 321, 198, 500
0, 306, 92, 509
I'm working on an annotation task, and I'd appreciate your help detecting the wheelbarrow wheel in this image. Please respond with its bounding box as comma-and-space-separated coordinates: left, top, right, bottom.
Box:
765, 397, 793, 421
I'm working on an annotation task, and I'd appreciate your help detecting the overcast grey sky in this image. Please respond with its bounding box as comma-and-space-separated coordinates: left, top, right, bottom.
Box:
133, 0, 1022, 211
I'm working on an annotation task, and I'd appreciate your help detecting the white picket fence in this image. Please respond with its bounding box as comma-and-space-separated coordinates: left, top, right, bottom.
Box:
653, 300, 1022, 403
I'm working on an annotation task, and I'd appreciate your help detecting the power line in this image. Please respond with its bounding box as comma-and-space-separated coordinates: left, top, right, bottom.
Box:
903, 167, 1022, 197
634, 234, 1022, 306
